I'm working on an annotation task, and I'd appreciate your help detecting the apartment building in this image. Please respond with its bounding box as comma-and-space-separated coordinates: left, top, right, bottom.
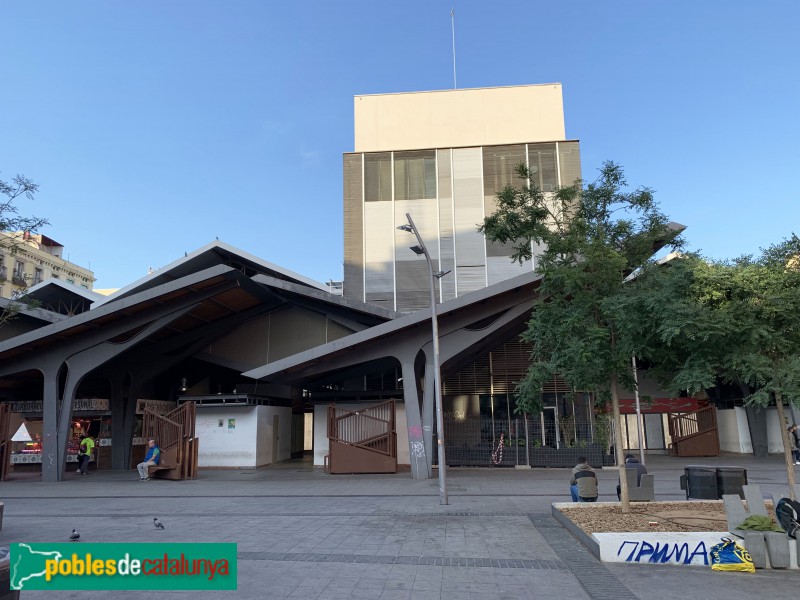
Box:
0, 231, 94, 299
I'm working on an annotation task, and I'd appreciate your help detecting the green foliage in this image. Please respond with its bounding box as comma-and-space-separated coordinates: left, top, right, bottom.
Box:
481, 161, 683, 411
708, 237, 800, 406
621, 236, 800, 407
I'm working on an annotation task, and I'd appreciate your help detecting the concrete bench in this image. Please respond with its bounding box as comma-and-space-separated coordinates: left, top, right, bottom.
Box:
723, 484, 790, 569
627, 470, 655, 502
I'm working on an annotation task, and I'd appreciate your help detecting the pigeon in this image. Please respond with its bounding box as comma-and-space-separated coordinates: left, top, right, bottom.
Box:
153, 518, 165, 530
70, 529, 80, 541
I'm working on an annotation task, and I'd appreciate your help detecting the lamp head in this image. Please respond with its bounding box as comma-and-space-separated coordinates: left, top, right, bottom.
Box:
409, 245, 425, 255
397, 224, 413, 233
434, 269, 452, 279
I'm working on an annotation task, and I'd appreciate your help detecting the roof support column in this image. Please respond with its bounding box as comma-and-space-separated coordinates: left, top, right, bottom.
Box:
41, 364, 61, 483
400, 354, 430, 479
110, 376, 137, 471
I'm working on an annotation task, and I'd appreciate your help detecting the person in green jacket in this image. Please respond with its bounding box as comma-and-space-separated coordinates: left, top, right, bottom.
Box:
77, 434, 95, 475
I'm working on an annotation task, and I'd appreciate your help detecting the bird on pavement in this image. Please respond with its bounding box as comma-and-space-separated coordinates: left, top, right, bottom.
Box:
153, 518, 165, 530
70, 529, 80, 541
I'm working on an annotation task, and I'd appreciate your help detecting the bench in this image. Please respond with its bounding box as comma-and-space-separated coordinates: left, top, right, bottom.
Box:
147, 463, 172, 476
723, 484, 791, 569
624, 469, 655, 501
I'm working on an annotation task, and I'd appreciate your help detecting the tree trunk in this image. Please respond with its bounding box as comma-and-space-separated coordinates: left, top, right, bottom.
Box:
775, 391, 797, 500
611, 374, 630, 513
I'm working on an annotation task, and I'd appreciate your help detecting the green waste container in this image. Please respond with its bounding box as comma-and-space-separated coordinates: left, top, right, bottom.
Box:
682, 465, 718, 500
716, 466, 747, 499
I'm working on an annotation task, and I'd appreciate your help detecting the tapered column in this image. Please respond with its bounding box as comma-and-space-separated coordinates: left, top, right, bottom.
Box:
401, 358, 428, 479
41, 367, 61, 482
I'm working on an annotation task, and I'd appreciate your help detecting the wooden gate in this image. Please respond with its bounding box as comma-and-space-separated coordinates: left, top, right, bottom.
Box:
327, 400, 397, 474
669, 406, 720, 457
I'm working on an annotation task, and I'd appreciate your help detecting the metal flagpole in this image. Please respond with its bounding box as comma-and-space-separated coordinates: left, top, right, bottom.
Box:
450, 8, 457, 89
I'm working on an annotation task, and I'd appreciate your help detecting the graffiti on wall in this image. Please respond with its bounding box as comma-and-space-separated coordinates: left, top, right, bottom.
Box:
616, 540, 709, 565
594, 532, 728, 567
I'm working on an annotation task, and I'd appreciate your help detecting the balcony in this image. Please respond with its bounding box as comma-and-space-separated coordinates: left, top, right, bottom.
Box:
12, 274, 27, 286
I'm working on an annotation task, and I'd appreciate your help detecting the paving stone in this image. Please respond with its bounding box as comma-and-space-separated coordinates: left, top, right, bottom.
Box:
9, 455, 800, 599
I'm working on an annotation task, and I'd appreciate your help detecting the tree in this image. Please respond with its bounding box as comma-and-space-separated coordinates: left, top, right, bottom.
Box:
666, 240, 800, 496
620, 237, 800, 498
481, 162, 682, 512
0, 172, 49, 327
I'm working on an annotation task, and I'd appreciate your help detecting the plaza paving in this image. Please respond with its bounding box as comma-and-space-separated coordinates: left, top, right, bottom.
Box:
1, 454, 799, 599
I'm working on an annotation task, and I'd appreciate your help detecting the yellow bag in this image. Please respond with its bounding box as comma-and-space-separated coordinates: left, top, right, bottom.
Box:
710, 538, 755, 573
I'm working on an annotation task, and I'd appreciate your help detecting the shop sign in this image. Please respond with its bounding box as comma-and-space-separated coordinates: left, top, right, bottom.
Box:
8, 398, 110, 414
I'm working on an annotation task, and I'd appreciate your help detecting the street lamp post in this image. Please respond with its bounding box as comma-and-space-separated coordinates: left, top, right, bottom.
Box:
398, 213, 450, 505
631, 355, 646, 466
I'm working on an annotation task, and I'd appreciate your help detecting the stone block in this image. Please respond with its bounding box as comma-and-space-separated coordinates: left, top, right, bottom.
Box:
765, 532, 790, 568
737, 530, 766, 569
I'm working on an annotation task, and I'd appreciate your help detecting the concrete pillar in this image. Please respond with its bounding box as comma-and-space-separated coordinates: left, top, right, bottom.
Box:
110, 377, 126, 470
401, 357, 428, 479
41, 366, 60, 482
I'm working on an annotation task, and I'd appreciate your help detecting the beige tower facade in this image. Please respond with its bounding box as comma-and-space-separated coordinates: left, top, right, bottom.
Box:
343, 83, 581, 313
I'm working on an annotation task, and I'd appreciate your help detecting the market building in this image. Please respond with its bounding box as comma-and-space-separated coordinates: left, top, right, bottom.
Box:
0, 84, 785, 482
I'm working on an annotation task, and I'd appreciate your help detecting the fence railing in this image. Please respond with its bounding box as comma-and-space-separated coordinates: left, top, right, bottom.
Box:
442, 416, 601, 467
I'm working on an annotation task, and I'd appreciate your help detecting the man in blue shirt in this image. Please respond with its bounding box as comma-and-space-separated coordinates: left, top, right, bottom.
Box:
137, 439, 161, 481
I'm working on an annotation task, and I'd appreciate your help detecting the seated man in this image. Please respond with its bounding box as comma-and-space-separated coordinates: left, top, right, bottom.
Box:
570, 456, 598, 502
136, 439, 161, 481
617, 453, 647, 500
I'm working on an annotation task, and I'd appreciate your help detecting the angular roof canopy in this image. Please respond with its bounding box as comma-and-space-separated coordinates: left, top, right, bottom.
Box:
23, 279, 104, 315
243, 269, 542, 385
93, 240, 329, 309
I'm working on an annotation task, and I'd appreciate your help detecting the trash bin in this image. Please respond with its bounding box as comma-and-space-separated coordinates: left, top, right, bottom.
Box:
682, 465, 719, 500
0, 546, 20, 600
716, 466, 747, 499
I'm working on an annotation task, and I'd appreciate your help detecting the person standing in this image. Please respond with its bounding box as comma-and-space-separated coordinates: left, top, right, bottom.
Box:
788, 425, 800, 465
136, 439, 161, 481
617, 454, 647, 500
77, 434, 94, 475
570, 456, 598, 502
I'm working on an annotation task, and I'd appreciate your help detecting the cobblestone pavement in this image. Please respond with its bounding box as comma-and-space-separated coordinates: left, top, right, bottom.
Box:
2, 454, 799, 599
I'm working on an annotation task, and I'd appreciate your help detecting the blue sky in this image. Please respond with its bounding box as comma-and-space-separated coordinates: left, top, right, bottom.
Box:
1, 1, 798, 289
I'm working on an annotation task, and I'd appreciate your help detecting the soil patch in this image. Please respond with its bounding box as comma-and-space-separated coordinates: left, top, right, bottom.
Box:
559, 501, 735, 534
